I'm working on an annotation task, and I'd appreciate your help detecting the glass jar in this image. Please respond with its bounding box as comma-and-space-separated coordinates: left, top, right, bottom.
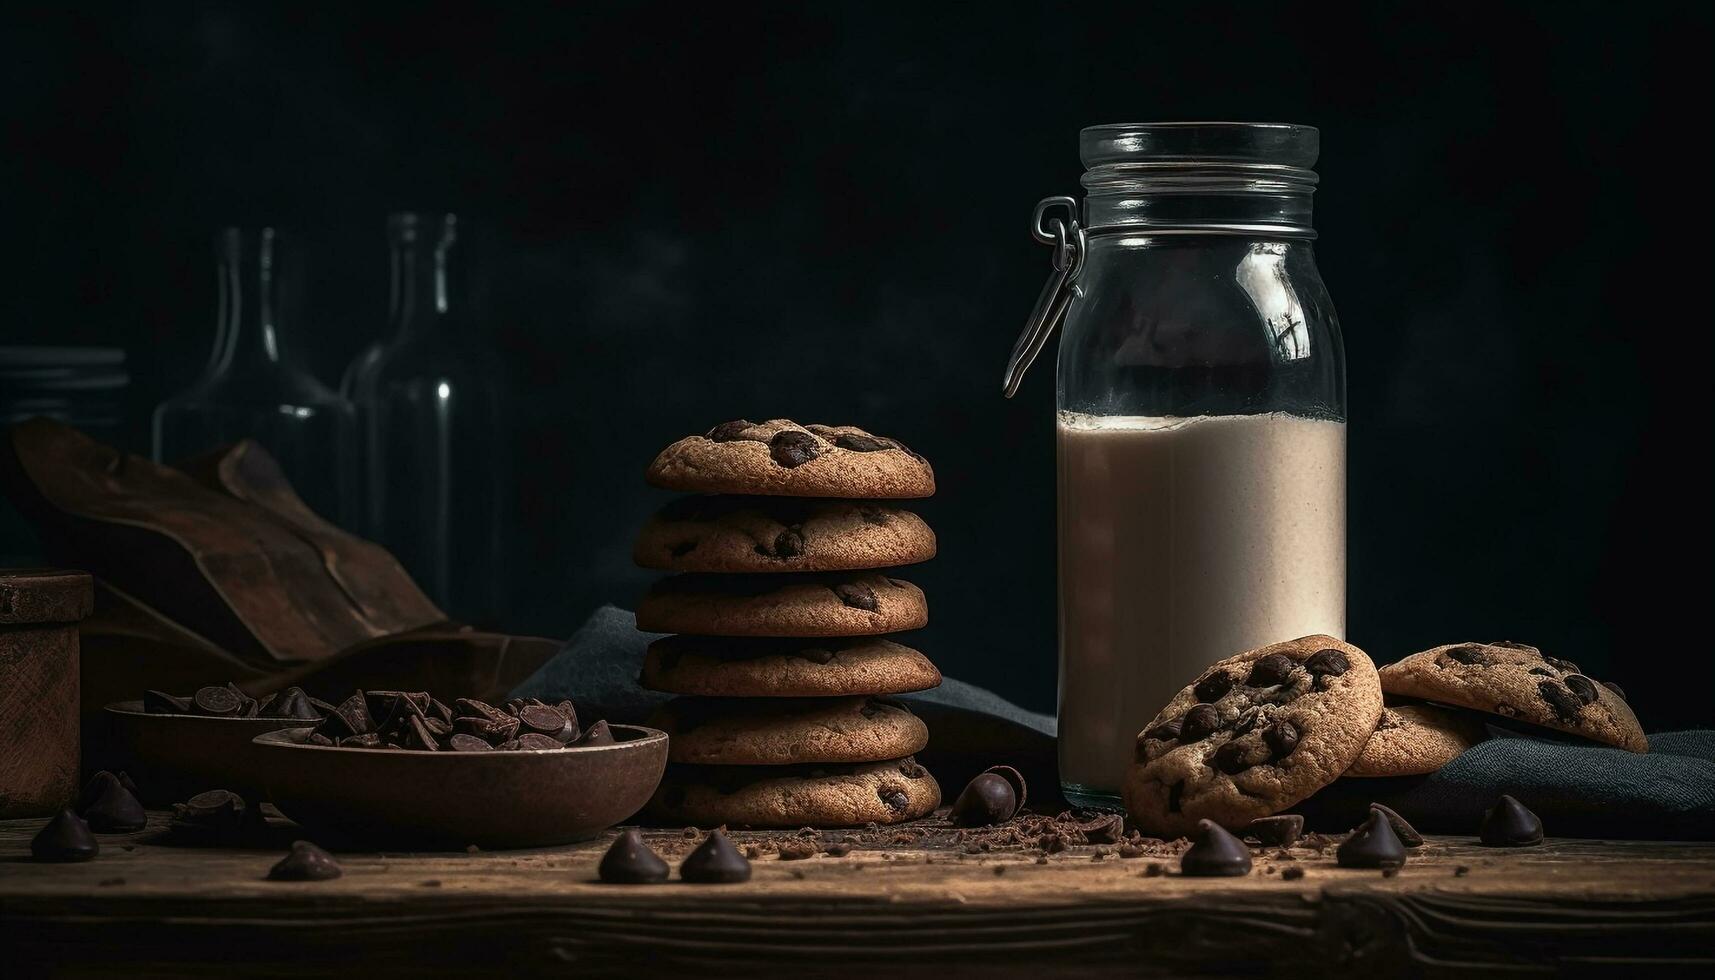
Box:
153, 228, 357, 525
1006, 123, 1347, 809
347, 213, 503, 626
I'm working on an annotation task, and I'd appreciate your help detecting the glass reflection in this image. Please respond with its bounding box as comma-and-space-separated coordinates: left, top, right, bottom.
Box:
1235, 242, 1310, 361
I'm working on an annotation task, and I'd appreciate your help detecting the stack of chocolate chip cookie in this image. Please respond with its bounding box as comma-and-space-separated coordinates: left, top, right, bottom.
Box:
633, 419, 944, 827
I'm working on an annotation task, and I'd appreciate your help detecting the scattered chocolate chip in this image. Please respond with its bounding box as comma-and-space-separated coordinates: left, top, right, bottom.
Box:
1304, 649, 1350, 678
1479, 794, 1543, 847
1369, 803, 1423, 847
1194, 671, 1236, 703
1143, 862, 1167, 877
1563, 674, 1599, 705
1537, 681, 1584, 722
1180, 820, 1252, 877
598, 828, 669, 883
777, 840, 817, 861
706, 419, 756, 442
1453, 865, 1470, 876
1281, 866, 1306, 881
1444, 645, 1490, 666
268, 841, 343, 881
143, 689, 191, 714
1336, 809, 1406, 869
574, 720, 616, 746
950, 773, 1017, 827
1038, 833, 1069, 854
1178, 704, 1222, 743
1247, 654, 1296, 687
1601, 680, 1627, 701
680, 830, 751, 883
769, 430, 821, 467
31, 809, 98, 862
1244, 814, 1303, 847
1080, 813, 1125, 845
982, 765, 1027, 814
79, 772, 146, 833
1264, 720, 1300, 758
824, 842, 854, 857
832, 582, 879, 611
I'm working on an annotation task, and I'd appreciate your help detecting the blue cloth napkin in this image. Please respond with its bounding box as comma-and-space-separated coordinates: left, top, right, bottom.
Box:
515, 605, 1715, 839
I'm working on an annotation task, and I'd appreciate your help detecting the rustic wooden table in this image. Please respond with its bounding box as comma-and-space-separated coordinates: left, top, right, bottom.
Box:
2, 811, 1712, 978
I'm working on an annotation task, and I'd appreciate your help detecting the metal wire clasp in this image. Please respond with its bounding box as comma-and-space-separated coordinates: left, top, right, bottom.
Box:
1003, 195, 1085, 398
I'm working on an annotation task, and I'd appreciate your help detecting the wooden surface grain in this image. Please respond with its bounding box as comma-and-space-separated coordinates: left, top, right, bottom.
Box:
1, 811, 1712, 978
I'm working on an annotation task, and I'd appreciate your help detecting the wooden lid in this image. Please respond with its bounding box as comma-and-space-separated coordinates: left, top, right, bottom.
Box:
0, 568, 94, 625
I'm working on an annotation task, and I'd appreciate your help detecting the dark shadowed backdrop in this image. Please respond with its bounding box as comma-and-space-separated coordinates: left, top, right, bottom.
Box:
4, 2, 1711, 727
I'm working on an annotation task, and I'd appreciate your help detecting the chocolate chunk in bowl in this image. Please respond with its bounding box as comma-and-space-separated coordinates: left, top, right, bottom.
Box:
250, 721, 668, 849
103, 695, 324, 806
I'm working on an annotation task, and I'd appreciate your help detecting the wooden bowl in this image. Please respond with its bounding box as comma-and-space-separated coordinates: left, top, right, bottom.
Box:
251, 725, 669, 849
102, 701, 311, 805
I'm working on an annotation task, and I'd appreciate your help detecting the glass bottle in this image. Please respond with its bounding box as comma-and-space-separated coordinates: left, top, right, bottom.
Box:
1005, 123, 1347, 808
153, 228, 357, 525
349, 212, 503, 626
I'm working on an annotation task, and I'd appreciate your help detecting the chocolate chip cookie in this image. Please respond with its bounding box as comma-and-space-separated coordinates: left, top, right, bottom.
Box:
633, 496, 936, 574
645, 419, 935, 498
646, 696, 929, 765
648, 757, 942, 827
1347, 703, 1487, 777
640, 635, 941, 697
635, 572, 928, 637
1378, 642, 1646, 752
1122, 635, 1383, 837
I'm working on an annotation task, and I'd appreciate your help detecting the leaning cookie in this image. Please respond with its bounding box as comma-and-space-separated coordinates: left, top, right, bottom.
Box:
648, 758, 942, 827
640, 635, 941, 697
634, 496, 936, 574
1378, 642, 1646, 753
1123, 635, 1383, 838
645, 419, 935, 498
635, 572, 928, 637
1347, 703, 1487, 777
646, 696, 929, 766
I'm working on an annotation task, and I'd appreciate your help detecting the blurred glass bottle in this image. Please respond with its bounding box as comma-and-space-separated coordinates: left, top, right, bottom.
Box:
153, 227, 357, 525
347, 212, 502, 625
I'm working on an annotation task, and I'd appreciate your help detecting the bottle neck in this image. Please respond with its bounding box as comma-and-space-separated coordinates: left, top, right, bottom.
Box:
388, 214, 458, 341
211, 228, 284, 373
1081, 164, 1317, 239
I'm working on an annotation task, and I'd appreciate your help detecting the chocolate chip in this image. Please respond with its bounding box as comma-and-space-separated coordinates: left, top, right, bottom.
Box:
31, 809, 98, 862
880, 787, 910, 812
514, 733, 563, 750
339, 733, 383, 748
833, 433, 894, 452
268, 841, 342, 881
1304, 649, 1349, 678
1080, 813, 1125, 844
949, 773, 1016, 827
1264, 719, 1300, 758
1544, 657, 1582, 674
259, 687, 322, 721
1369, 803, 1423, 847
1178, 704, 1222, 743
1444, 645, 1490, 666
1247, 654, 1296, 687
599, 828, 670, 883
899, 760, 929, 779
1602, 680, 1627, 701
306, 733, 334, 746
1180, 820, 1252, 877
1193, 671, 1236, 703
454, 715, 520, 744
1243, 814, 1303, 847
519, 704, 568, 736
832, 582, 878, 611
1479, 794, 1543, 847
1537, 680, 1583, 722
680, 830, 751, 883
143, 689, 191, 714
983, 765, 1027, 813
769, 430, 821, 467
573, 720, 615, 746
705, 420, 756, 442
447, 734, 494, 752
403, 714, 441, 751
1281, 866, 1306, 881
1527, 666, 1554, 676
1336, 809, 1406, 869
79, 772, 146, 833
1563, 674, 1599, 705
770, 528, 805, 558
1211, 740, 1262, 774
192, 685, 242, 716
1145, 717, 1183, 742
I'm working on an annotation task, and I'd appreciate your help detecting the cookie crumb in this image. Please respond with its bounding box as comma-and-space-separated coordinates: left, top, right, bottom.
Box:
421, 879, 442, 887
1035, 855, 1049, 865
1382, 867, 1400, 878
993, 865, 1007, 876
1282, 867, 1306, 881
1143, 863, 1167, 878
1454, 865, 1470, 877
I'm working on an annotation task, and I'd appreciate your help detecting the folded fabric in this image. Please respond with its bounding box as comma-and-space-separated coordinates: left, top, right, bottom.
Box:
515, 605, 1715, 839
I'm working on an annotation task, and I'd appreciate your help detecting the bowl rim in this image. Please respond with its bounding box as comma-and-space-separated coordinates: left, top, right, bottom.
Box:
104, 700, 316, 723
251, 723, 669, 756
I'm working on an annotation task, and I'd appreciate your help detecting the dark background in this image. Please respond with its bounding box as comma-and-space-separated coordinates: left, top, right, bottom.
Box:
4, 2, 1711, 728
